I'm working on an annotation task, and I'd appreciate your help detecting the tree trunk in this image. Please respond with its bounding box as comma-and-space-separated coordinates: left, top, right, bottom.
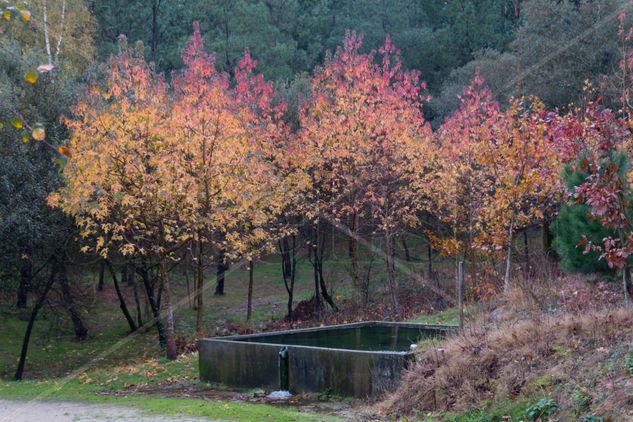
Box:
503, 215, 515, 295
132, 274, 143, 328
523, 229, 530, 279
126, 262, 135, 286
312, 223, 322, 317
196, 238, 204, 336
121, 264, 128, 288
247, 260, 254, 321
624, 267, 631, 307
457, 261, 465, 331
349, 213, 364, 304
14, 260, 58, 380
184, 252, 192, 309
16, 255, 32, 309
428, 242, 433, 277
150, 0, 160, 64
402, 237, 411, 262
160, 257, 178, 360
106, 260, 137, 332
215, 252, 227, 296
97, 260, 105, 291
280, 236, 296, 321
385, 232, 400, 316
58, 260, 88, 341
308, 222, 336, 312
137, 264, 166, 349
317, 250, 337, 310
313, 258, 321, 317
541, 220, 552, 257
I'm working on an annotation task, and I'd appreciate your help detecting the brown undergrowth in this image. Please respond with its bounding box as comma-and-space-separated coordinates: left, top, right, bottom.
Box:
381, 281, 633, 420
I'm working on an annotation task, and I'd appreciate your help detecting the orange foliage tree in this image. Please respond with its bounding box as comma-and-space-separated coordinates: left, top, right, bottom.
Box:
426, 75, 562, 293
300, 32, 432, 312
169, 23, 301, 333
50, 38, 186, 359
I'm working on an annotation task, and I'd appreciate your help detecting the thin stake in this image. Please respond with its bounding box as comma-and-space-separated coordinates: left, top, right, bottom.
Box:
458, 261, 465, 332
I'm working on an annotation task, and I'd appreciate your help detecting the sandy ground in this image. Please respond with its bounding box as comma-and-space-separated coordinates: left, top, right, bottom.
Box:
0, 400, 212, 422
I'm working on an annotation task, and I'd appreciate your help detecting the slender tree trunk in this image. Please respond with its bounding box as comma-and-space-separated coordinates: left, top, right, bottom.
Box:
281, 236, 296, 320
215, 252, 227, 296
14, 260, 58, 380
308, 222, 335, 312
196, 238, 204, 336
132, 275, 143, 328
317, 251, 336, 310
428, 242, 433, 277
106, 260, 137, 332
504, 215, 516, 295
150, 0, 160, 64
541, 220, 552, 257
97, 260, 105, 291
184, 259, 191, 308
349, 214, 364, 304
58, 260, 88, 341
313, 253, 321, 317
247, 260, 254, 322
126, 262, 135, 286
384, 231, 400, 316
402, 237, 411, 262
160, 257, 178, 360
523, 229, 530, 279
121, 264, 128, 289
16, 255, 32, 309
457, 260, 465, 331
313, 223, 321, 317
138, 264, 166, 349
624, 267, 631, 307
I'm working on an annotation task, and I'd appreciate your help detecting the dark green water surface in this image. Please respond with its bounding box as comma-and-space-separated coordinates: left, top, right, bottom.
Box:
237, 324, 444, 352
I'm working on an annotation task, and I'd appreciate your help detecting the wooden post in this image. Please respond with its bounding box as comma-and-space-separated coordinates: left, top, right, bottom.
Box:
458, 261, 464, 332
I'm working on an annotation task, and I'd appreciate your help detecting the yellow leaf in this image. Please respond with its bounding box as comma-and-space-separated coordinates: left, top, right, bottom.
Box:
20, 9, 30, 22
24, 69, 38, 84
21, 133, 30, 143
10, 118, 23, 129
3, 10, 11, 21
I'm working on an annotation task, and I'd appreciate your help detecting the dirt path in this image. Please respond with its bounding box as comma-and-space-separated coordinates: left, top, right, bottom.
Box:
0, 400, 213, 422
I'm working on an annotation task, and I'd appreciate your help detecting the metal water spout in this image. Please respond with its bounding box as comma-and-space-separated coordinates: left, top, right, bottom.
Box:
279, 346, 289, 391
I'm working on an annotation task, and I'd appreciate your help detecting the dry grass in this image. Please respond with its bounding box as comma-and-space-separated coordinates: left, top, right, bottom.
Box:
381, 282, 633, 420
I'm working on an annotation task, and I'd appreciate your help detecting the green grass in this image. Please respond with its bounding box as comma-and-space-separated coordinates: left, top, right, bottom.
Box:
0, 354, 337, 421
409, 306, 461, 325
433, 397, 532, 422
0, 381, 332, 421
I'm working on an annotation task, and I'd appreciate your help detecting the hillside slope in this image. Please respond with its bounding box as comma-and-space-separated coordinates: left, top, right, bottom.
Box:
382, 304, 633, 421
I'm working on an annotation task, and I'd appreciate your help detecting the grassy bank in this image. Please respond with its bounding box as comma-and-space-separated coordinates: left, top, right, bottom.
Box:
383, 305, 633, 421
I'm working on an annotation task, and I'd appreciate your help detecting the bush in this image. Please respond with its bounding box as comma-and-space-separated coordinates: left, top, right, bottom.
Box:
524, 398, 558, 420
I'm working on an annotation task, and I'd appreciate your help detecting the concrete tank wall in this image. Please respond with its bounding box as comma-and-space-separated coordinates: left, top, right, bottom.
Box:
198, 321, 454, 397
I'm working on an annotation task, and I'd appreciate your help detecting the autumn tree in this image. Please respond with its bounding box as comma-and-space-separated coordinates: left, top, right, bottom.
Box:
50, 37, 185, 359
485, 97, 562, 292
300, 32, 431, 312
427, 75, 562, 293
554, 100, 633, 304
424, 75, 503, 263
168, 23, 300, 333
